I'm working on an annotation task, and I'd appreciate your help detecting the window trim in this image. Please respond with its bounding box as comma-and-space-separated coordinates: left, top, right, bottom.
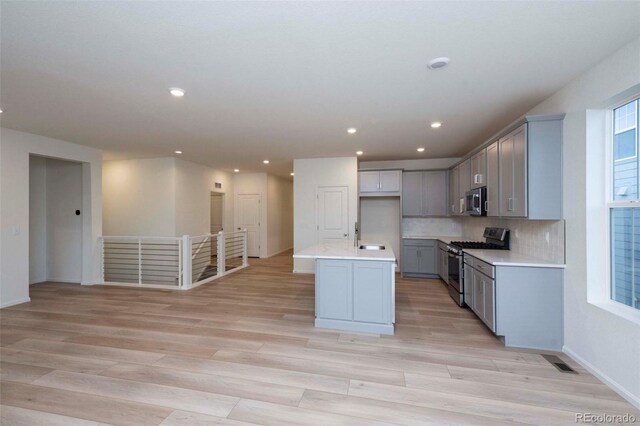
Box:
607, 94, 640, 312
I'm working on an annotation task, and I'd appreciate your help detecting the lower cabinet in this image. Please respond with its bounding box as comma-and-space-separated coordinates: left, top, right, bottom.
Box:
402, 239, 437, 277
315, 259, 394, 335
315, 260, 353, 321
464, 253, 563, 351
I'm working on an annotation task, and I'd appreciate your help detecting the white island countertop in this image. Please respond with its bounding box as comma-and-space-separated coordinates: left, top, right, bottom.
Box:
293, 240, 396, 262
463, 249, 566, 269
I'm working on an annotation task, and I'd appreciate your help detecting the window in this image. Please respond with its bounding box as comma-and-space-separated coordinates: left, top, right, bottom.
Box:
610, 98, 640, 310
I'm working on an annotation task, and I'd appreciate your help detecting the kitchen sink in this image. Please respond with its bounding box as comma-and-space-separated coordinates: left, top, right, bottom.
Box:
359, 244, 385, 250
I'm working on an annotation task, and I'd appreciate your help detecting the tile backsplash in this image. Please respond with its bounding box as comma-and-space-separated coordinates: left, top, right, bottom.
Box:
402, 218, 462, 237
462, 217, 566, 263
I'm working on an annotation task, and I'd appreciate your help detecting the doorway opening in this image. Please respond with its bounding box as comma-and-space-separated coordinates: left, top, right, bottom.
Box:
210, 192, 224, 234
235, 193, 261, 257
29, 155, 84, 285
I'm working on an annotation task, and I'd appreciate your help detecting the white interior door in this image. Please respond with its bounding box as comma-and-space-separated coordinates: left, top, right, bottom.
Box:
317, 186, 349, 241
235, 193, 261, 257
210, 193, 224, 233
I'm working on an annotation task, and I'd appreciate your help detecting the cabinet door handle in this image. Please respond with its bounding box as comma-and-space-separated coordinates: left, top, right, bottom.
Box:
484, 200, 489, 212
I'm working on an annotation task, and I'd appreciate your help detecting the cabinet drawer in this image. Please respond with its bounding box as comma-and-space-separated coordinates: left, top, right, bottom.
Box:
403, 239, 436, 248
473, 258, 495, 278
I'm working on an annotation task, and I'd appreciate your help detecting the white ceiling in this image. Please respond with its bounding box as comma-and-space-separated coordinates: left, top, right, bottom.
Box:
1, 2, 639, 177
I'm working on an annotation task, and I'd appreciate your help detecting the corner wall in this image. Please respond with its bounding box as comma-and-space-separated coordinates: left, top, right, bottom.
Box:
0, 128, 102, 308
267, 174, 293, 256
103, 158, 176, 237
527, 37, 640, 407
293, 157, 358, 273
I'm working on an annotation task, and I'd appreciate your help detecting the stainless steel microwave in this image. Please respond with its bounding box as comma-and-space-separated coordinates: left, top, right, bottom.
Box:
465, 187, 487, 216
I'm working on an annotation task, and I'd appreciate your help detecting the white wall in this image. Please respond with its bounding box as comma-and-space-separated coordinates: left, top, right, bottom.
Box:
0, 128, 102, 308
293, 157, 358, 273
103, 158, 176, 237
527, 37, 640, 407
174, 158, 234, 237
103, 157, 235, 238
233, 173, 268, 258
29, 156, 47, 284
359, 158, 460, 171
360, 197, 400, 264
267, 174, 293, 257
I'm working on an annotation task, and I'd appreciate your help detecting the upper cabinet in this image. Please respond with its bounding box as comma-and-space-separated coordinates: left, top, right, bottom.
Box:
458, 159, 471, 215
470, 149, 487, 189
450, 114, 563, 220
499, 124, 527, 217
359, 170, 401, 196
486, 141, 500, 217
449, 166, 460, 216
402, 170, 447, 217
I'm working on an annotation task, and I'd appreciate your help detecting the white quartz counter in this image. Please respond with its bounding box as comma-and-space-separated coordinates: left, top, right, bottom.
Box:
293, 240, 396, 262
463, 249, 566, 269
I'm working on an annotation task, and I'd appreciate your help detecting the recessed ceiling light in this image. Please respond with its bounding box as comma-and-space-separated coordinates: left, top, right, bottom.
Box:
430, 121, 442, 128
427, 57, 450, 70
356, 151, 363, 156
169, 88, 185, 97
0, 109, 3, 113
417, 147, 425, 152
290, 172, 295, 176
174, 150, 182, 154
234, 169, 239, 172
347, 128, 357, 134
263, 160, 270, 164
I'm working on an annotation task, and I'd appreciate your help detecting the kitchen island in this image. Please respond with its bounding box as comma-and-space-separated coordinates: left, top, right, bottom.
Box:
293, 240, 397, 335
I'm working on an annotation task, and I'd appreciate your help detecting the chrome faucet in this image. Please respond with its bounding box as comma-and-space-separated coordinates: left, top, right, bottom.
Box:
354, 222, 359, 247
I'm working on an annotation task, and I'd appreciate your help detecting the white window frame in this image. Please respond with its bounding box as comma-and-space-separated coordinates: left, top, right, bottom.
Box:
606, 95, 640, 315
613, 100, 638, 162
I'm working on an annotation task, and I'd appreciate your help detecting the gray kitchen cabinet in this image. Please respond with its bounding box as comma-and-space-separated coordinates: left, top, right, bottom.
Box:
424, 171, 448, 216
401, 172, 423, 216
447, 114, 563, 220
353, 261, 391, 324
315, 260, 353, 321
449, 167, 459, 216
401, 170, 447, 217
315, 258, 395, 335
464, 253, 563, 350
359, 170, 401, 195
380, 170, 401, 192
458, 159, 471, 214
499, 124, 527, 217
486, 141, 500, 216
463, 261, 474, 309
402, 239, 437, 277
470, 149, 487, 189
359, 171, 380, 193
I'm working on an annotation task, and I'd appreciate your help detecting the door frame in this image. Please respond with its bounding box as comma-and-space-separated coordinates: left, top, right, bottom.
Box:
210, 191, 225, 234
234, 193, 262, 257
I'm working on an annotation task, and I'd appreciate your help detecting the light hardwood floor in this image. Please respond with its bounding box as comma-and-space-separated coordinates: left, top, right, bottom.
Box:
1, 251, 637, 425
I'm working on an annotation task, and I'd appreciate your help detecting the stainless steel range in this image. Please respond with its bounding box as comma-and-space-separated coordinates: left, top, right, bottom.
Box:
446, 227, 510, 306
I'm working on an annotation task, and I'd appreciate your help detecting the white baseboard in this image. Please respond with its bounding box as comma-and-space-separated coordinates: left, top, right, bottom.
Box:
47, 278, 81, 284
1, 297, 31, 309
564, 345, 640, 410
